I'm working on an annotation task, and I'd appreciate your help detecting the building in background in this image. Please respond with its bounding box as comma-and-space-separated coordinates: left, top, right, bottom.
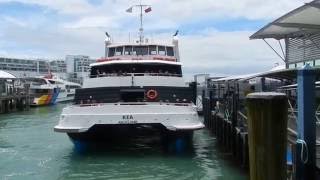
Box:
0, 57, 66, 78
65, 55, 96, 83
50, 60, 67, 74
0, 55, 96, 84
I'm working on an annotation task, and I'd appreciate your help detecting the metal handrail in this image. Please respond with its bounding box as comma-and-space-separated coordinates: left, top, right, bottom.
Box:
78, 101, 192, 106
238, 111, 247, 120
90, 73, 182, 78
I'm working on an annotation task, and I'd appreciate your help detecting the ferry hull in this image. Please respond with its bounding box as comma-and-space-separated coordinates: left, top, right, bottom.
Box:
54, 103, 204, 138
67, 124, 166, 141
30, 88, 60, 106
67, 124, 195, 153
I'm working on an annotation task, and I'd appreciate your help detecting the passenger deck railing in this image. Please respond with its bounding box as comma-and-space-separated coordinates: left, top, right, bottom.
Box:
97, 55, 177, 62
89, 73, 182, 78
78, 101, 192, 107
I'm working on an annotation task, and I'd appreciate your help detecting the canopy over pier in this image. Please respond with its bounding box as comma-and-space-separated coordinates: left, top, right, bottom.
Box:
250, 0, 320, 40
251, 0, 320, 69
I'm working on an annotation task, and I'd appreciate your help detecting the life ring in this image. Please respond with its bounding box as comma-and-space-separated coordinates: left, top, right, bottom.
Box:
146, 89, 158, 100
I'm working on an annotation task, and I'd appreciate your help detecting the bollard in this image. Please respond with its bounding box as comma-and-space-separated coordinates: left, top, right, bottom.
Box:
246, 92, 287, 180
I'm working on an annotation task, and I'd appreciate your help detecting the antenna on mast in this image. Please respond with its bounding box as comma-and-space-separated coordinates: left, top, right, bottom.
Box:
126, 2, 152, 44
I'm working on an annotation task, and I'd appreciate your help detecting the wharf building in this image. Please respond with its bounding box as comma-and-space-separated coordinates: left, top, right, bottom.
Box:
66, 55, 96, 84
0, 57, 66, 78
0, 55, 96, 83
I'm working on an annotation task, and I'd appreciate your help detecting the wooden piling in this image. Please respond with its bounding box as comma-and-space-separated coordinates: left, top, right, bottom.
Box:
246, 92, 287, 180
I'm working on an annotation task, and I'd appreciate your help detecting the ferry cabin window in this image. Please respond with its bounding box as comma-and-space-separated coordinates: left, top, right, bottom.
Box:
115, 47, 123, 56
91, 64, 182, 77
34, 89, 50, 94
158, 46, 166, 55
108, 48, 115, 57
124, 46, 132, 55
48, 80, 55, 84
149, 46, 157, 55
166, 47, 174, 56
133, 46, 148, 55
66, 85, 80, 89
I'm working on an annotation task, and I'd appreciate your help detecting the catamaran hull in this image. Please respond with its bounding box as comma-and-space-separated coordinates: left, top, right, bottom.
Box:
66, 124, 172, 141
54, 103, 204, 141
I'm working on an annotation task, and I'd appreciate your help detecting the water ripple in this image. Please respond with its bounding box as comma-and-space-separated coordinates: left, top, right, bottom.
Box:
0, 103, 247, 180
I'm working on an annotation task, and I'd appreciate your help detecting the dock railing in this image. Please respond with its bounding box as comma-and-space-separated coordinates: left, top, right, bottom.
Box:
201, 69, 320, 179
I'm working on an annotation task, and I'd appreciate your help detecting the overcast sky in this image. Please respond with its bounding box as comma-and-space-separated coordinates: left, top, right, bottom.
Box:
0, 0, 308, 76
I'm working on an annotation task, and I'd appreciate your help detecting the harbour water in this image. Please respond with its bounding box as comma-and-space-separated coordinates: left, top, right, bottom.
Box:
0, 103, 247, 180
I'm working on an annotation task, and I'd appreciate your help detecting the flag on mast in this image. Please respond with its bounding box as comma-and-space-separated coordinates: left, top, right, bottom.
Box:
144, 7, 152, 13
126, 6, 133, 13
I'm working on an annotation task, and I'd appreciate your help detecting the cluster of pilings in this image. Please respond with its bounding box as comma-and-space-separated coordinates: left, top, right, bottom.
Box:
202, 90, 249, 168
0, 80, 30, 114
0, 95, 30, 114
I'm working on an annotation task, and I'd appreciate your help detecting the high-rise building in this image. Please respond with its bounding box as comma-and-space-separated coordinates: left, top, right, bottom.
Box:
65, 55, 96, 80
50, 60, 67, 73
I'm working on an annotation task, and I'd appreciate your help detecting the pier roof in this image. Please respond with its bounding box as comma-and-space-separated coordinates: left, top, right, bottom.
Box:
212, 73, 260, 82
0, 70, 16, 79
250, 0, 320, 39
212, 67, 320, 83
239, 67, 320, 81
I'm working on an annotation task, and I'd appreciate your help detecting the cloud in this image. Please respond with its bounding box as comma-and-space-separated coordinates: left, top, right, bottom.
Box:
0, 0, 94, 15
180, 30, 282, 73
2, 16, 27, 27
92, 0, 305, 21
0, 0, 303, 75
64, 16, 119, 29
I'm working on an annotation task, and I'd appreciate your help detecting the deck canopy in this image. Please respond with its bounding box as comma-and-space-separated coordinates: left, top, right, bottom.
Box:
250, 0, 320, 40
212, 67, 320, 83
0, 70, 16, 79
239, 67, 320, 82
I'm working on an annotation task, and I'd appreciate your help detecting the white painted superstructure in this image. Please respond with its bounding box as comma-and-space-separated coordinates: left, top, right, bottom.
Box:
54, 4, 204, 143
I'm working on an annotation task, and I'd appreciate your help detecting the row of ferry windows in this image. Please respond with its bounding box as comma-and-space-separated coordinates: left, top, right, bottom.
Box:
108, 46, 174, 57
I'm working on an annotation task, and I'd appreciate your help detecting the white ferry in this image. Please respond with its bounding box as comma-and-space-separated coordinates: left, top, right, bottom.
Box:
54, 4, 204, 145
46, 76, 81, 102
24, 77, 60, 106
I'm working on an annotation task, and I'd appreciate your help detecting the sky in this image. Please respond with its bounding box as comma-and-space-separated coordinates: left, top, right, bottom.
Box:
0, 0, 309, 76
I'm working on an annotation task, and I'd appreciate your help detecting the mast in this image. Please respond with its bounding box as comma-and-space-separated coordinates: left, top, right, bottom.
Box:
139, 4, 143, 43
126, 3, 151, 44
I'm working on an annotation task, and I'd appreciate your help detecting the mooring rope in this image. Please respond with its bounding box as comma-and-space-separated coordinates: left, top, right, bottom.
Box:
296, 139, 309, 164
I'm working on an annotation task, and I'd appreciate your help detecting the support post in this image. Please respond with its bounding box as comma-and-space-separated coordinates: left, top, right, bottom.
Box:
190, 82, 197, 105
285, 38, 289, 69
209, 90, 213, 128
231, 83, 238, 155
202, 89, 205, 115
246, 92, 287, 180
296, 65, 316, 180
261, 77, 266, 92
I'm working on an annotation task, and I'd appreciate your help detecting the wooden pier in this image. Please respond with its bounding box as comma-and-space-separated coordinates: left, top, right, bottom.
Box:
0, 95, 29, 114
202, 91, 249, 168
0, 79, 30, 114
